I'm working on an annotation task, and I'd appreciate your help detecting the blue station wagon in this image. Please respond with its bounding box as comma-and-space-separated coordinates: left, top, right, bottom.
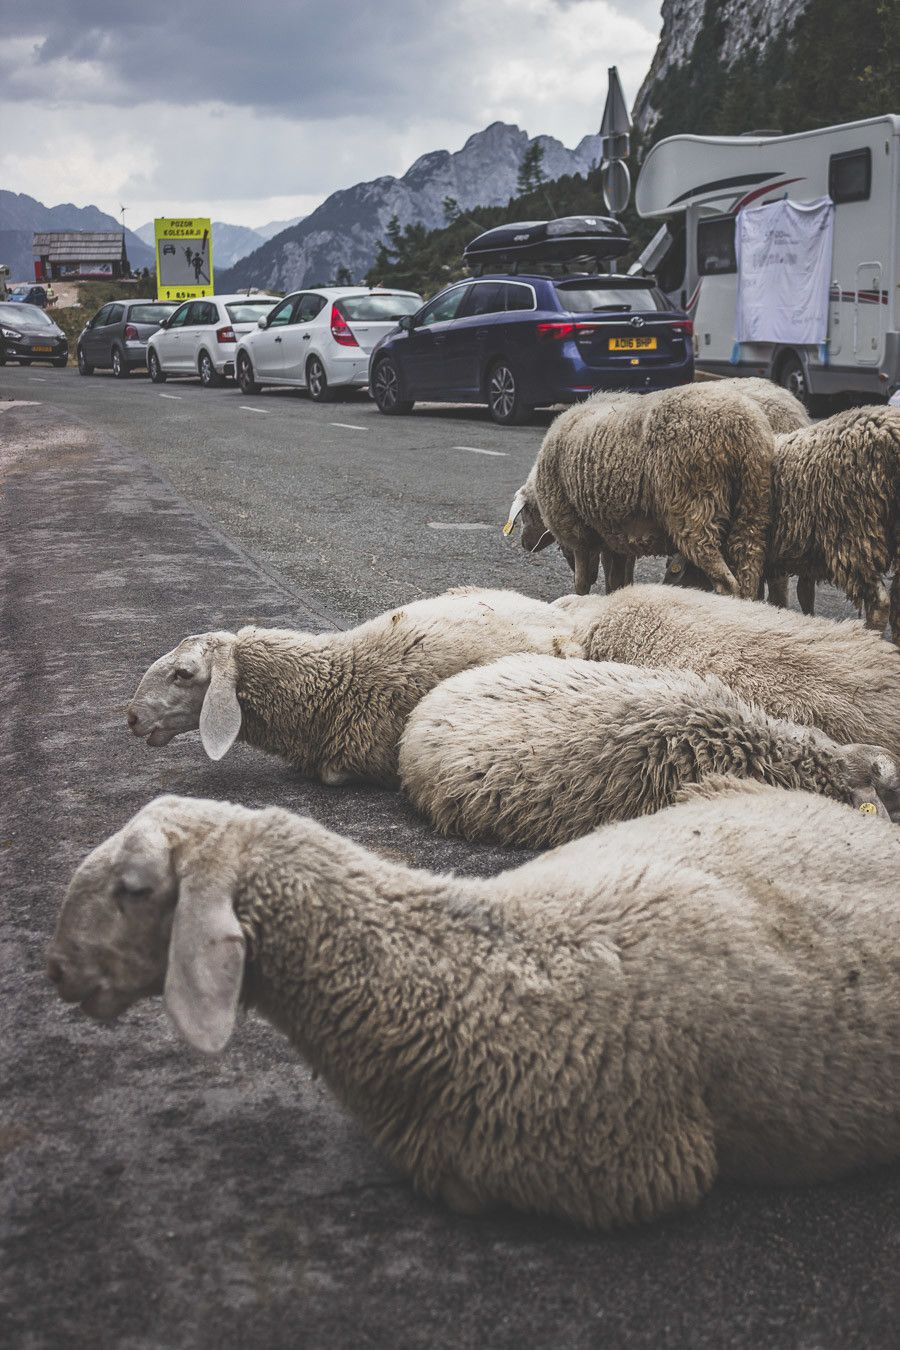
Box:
368, 273, 695, 424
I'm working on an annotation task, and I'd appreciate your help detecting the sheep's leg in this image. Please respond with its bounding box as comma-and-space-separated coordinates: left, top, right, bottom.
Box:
574, 547, 600, 595
601, 549, 632, 594
795, 574, 816, 615
862, 580, 890, 633
670, 527, 740, 597
766, 574, 789, 608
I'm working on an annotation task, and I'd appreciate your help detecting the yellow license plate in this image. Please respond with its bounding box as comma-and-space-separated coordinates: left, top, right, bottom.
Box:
32, 345, 53, 352
609, 336, 657, 351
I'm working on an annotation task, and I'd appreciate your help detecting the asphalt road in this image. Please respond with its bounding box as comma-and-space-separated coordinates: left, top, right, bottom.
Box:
2, 369, 893, 1350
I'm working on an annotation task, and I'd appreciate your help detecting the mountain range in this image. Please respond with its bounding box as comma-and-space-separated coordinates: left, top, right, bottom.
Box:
0, 191, 154, 282
219, 123, 603, 293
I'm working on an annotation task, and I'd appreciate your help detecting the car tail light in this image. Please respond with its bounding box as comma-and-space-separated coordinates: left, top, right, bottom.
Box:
670, 321, 694, 337
536, 321, 576, 340
330, 305, 359, 347
216, 325, 236, 344
124, 324, 139, 340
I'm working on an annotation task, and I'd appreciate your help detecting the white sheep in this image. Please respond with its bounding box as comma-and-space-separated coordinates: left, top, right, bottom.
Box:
503, 382, 775, 597
126, 588, 581, 786
555, 584, 900, 755
399, 655, 899, 847
48, 785, 900, 1231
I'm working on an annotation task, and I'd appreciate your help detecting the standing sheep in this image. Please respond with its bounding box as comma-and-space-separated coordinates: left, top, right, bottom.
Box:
554, 584, 900, 754
126, 589, 581, 786
399, 655, 899, 847
49, 786, 900, 1231
666, 405, 900, 637
504, 382, 773, 598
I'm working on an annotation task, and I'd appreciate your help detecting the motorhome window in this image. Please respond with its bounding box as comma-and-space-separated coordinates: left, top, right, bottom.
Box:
656, 222, 686, 294
828, 148, 871, 203
697, 217, 736, 276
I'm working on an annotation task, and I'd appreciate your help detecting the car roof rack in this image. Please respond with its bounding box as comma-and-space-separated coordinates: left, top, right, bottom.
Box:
464, 214, 631, 274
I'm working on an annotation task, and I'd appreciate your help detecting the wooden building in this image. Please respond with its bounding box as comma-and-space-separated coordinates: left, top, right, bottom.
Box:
32, 231, 130, 281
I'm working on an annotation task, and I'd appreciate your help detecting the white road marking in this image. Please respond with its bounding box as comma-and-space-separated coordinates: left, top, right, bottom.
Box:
427, 521, 494, 531
330, 422, 367, 431
0, 400, 41, 412
452, 444, 507, 457
29, 377, 47, 383
240, 405, 268, 414
159, 393, 181, 400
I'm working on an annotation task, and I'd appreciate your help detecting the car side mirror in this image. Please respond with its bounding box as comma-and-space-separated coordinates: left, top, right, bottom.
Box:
398, 315, 415, 332
158, 318, 169, 329
257, 316, 268, 329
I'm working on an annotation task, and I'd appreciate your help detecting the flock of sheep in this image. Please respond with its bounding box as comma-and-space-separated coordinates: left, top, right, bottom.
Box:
48, 378, 900, 1232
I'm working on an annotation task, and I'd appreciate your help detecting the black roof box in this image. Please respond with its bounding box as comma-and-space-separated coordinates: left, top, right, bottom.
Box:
463, 215, 630, 268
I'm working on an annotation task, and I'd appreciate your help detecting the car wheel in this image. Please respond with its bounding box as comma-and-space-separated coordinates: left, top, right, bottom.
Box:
111, 346, 129, 378
148, 350, 166, 383
487, 360, 532, 425
306, 355, 335, 402
52, 357, 68, 368
19, 358, 32, 367
777, 353, 810, 408
198, 350, 223, 388
371, 357, 413, 414
77, 346, 94, 375
0, 347, 5, 367
237, 353, 261, 395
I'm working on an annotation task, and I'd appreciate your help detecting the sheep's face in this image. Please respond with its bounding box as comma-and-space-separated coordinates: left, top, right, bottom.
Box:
49, 797, 250, 1054
664, 554, 712, 591
503, 485, 555, 554
127, 632, 234, 746
840, 744, 900, 823
47, 806, 178, 1021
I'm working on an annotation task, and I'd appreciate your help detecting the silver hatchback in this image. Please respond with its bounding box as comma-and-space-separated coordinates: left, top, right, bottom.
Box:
77, 299, 179, 378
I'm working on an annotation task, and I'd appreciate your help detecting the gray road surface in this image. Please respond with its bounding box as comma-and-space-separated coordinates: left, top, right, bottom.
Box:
1, 371, 895, 1350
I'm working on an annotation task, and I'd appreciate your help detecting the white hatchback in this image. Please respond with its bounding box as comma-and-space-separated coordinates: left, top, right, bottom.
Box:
146, 293, 279, 386
234, 287, 422, 401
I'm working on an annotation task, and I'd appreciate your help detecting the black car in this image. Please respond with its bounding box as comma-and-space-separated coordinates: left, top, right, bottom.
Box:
77, 299, 178, 377
0, 301, 68, 366
369, 271, 694, 424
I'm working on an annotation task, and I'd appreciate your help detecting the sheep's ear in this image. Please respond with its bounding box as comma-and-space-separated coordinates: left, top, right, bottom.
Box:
164, 870, 245, 1053
502, 487, 528, 536
199, 643, 241, 761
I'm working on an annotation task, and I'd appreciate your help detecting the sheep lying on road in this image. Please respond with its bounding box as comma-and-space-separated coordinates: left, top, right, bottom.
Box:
399, 656, 899, 847
504, 381, 775, 597
555, 584, 900, 754
49, 786, 900, 1230
126, 589, 581, 786
666, 405, 900, 638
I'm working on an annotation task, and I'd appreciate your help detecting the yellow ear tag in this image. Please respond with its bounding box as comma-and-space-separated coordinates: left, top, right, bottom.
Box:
502, 520, 515, 536
858, 801, 878, 815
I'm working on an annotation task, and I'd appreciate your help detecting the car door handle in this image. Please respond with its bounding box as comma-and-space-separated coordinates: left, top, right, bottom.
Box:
433, 335, 447, 346
275, 336, 282, 343
302, 333, 310, 340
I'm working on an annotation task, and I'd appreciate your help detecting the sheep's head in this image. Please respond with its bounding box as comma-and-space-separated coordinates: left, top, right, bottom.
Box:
47, 796, 250, 1053
502, 480, 555, 554
838, 744, 900, 823
127, 630, 242, 761
663, 554, 713, 591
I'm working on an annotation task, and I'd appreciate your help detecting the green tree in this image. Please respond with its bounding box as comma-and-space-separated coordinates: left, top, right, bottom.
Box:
516, 142, 546, 196
334, 265, 353, 286
442, 196, 461, 224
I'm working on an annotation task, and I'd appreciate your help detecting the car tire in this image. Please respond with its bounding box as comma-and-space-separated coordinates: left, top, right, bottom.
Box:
0, 348, 5, 367
487, 359, 532, 425
237, 352, 261, 395
306, 355, 335, 402
52, 357, 68, 368
111, 346, 129, 378
198, 350, 223, 388
371, 357, 413, 414
19, 358, 32, 366
77, 346, 94, 375
148, 350, 166, 383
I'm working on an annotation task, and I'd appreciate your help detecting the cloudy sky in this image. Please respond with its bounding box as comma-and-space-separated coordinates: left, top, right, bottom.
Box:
0, 0, 661, 229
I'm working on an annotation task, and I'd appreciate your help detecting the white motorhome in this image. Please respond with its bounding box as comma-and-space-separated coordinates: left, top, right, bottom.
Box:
634, 116, 900, 404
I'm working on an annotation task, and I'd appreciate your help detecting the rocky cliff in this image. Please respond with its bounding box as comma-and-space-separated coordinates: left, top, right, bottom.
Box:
221, 122, 602, 293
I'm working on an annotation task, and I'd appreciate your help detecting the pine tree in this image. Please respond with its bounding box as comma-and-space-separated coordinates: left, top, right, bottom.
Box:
516, 143, 546, 196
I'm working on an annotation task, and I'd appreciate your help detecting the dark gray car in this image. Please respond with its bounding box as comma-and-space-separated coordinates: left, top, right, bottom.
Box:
77, 299, 178, 378
0, 301, 68, 366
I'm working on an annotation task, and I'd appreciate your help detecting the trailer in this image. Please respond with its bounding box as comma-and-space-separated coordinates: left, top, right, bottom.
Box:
634, 116, 900, 404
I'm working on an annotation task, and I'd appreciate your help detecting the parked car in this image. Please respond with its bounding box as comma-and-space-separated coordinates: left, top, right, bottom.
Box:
146, 294, 279, 386
7, 284, 48, 308
368, 273, 694, 424
235, 287, 422, 401
0, 301, 68, 366
77, 299, 178, 377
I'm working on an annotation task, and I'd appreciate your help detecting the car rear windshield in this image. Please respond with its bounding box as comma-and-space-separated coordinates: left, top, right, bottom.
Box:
335, 294, 421, 321
554, 284, 663, 314
0, 302, 54, 328
129, 304, 177, 325
226, 300, 278, 323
